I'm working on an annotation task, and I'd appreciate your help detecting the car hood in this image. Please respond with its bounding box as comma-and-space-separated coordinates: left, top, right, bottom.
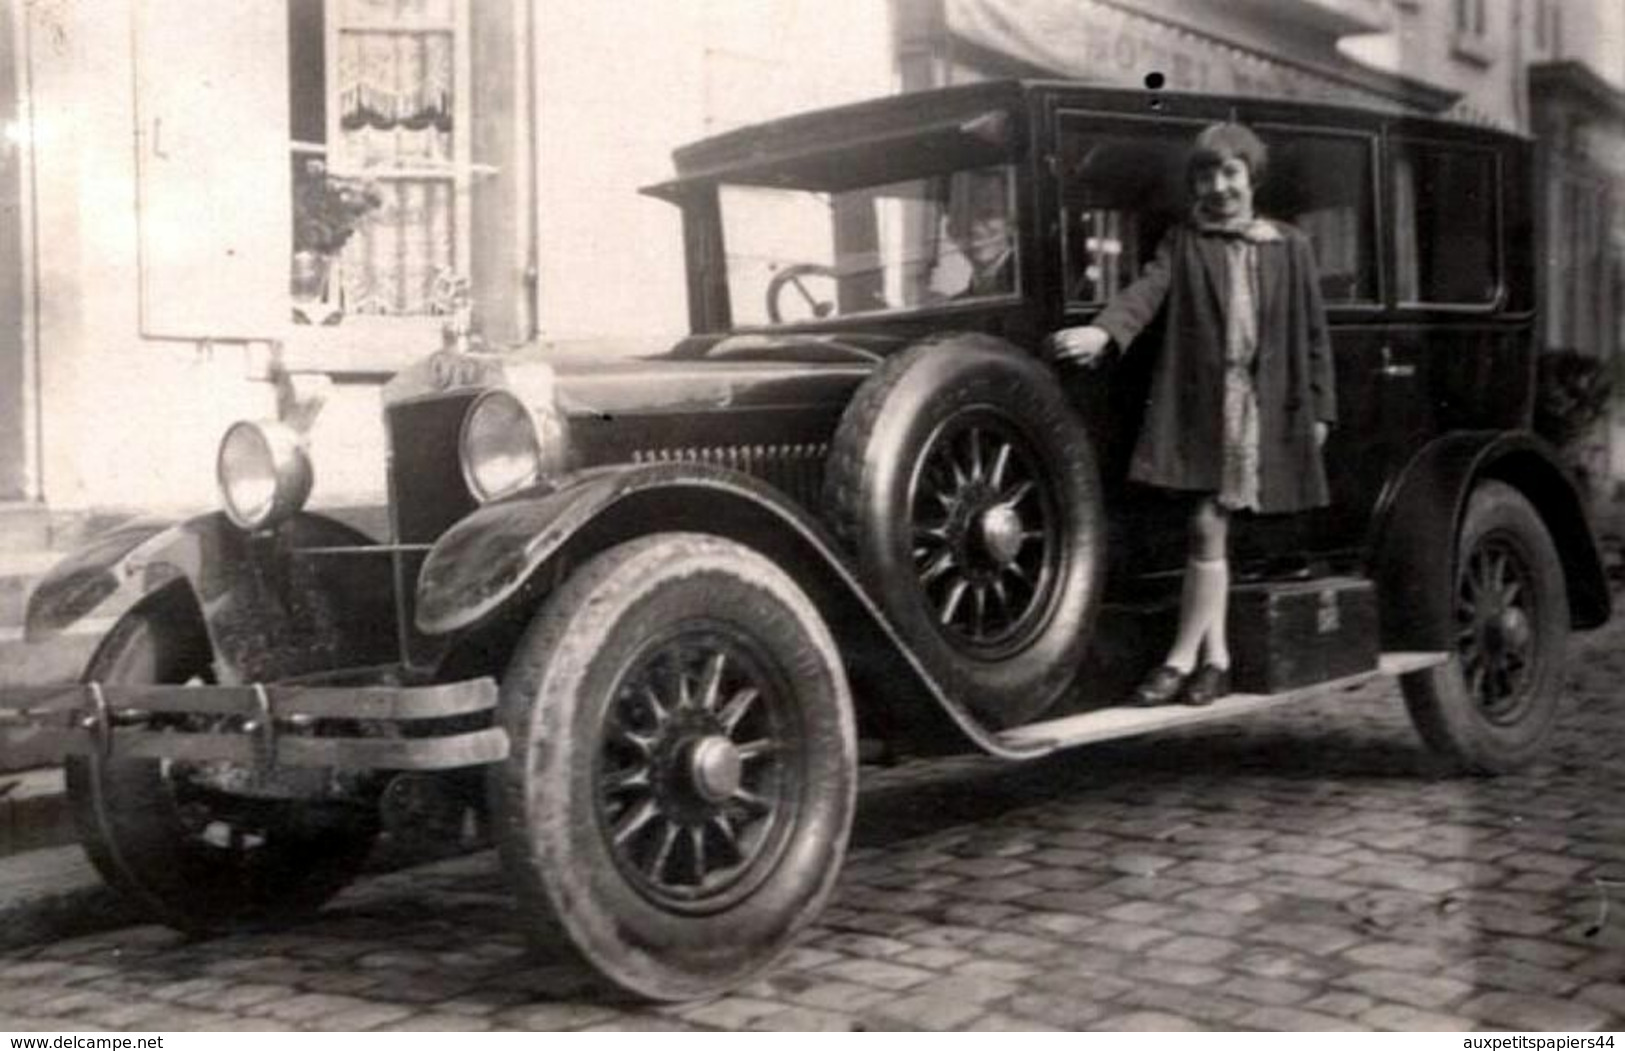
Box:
383, 330, 908, 417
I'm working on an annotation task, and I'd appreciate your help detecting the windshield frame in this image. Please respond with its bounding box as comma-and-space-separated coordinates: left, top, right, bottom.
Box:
677, 114, 1033, 335
713, 160, 1029, 332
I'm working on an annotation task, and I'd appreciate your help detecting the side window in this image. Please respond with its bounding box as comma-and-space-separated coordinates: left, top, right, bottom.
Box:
1255, 131, 1379, 304
716, 163, 1021, 327
1391, 141, 1499, 306
1057, 120, 1195, 306
1058, 121, 1378, 306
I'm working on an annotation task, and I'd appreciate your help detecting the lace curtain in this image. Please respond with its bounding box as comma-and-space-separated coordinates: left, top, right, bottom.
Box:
335, 0, 457, 316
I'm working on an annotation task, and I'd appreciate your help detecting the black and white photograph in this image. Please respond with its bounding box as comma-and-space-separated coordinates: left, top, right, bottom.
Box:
1, 0, 1623, 1034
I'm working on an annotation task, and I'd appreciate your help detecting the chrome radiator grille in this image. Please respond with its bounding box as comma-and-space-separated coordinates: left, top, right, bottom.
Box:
630, 443, 828, 508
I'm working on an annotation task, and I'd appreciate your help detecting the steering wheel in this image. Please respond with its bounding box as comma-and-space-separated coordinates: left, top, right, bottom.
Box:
766, 263, 839, 324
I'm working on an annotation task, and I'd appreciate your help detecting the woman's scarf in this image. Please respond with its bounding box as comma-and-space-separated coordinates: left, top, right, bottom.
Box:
1191, 204, 1281, 244
1191, 205, 1269, 510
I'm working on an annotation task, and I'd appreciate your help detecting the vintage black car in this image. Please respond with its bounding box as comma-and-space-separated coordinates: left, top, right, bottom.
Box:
2, 81, 1609, 1000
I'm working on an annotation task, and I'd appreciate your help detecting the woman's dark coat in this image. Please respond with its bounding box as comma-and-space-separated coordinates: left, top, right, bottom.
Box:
1092, 220, 1337, 514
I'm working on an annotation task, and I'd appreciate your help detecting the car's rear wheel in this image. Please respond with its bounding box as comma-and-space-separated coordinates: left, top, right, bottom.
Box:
492, 534, 856, 1001
65, 592, 378, 932
824, 335, 1105, 728
1401, 481, 1570, 773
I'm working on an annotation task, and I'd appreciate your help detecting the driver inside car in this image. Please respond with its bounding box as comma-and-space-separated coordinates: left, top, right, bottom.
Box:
945, 168, 1017, 298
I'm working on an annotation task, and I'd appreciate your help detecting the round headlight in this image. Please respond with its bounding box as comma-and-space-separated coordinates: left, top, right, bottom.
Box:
460, 390, 544, 502
217, 421, 313, 531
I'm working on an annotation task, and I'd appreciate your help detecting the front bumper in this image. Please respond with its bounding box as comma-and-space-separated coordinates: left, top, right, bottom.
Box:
0, 673, 507, 771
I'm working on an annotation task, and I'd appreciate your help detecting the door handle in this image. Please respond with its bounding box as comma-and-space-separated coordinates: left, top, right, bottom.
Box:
1377, 345, 1416, 379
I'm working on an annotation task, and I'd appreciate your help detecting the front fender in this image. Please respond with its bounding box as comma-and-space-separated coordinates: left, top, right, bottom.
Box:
24, 518, 175, 642
416, 463, 1047, 759
1370, 430, 1609, 651
26, 511, 399, 684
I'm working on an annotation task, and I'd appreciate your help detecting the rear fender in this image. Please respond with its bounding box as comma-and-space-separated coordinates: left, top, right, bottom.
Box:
26, 512, 399, 684
1369, 430, 1609, 650
417, 463, 1041, 758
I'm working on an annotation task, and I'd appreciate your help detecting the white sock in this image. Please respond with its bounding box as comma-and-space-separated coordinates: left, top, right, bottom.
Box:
1197, 557, 1231, 670
1166, 556, 1227, 673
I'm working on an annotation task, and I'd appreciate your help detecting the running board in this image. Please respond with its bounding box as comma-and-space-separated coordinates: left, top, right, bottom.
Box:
997, 651, 1449, 755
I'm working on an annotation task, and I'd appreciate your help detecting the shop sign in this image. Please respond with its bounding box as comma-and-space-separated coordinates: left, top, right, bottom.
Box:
946, 0, 1396, 110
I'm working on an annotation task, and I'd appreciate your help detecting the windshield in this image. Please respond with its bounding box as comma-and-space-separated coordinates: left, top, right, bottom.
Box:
719, 164, 1020, 327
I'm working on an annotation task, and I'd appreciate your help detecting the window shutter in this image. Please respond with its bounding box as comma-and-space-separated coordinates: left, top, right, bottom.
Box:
133, 2, 290, 339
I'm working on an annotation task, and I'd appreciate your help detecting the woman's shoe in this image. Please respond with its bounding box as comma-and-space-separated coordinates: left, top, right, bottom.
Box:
1182, 665, 1231, 707
1134, 665, 1188, 706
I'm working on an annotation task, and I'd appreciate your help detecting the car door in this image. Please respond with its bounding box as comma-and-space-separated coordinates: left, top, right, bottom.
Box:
1241, 123, 1397, 564
1048, 108, 1206, 578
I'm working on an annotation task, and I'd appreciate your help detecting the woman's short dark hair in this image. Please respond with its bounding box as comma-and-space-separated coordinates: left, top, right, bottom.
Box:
1188, 122, 1268, 186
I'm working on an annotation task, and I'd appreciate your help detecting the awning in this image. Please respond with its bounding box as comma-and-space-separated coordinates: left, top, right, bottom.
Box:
943, 0, 1456, 114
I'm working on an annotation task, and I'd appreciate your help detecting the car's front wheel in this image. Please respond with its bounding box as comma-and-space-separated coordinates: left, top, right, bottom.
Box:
65, 592, 378, 932
491, 534, 856, 1001
1401, 480, 1570, 773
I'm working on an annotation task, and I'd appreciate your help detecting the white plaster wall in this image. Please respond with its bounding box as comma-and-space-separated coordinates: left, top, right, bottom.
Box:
1339, 2, 1524, 130
534, 0, 897, 339
26, 0, 274, 514
1559, 2, 1625, 90
21, 0, 900, 514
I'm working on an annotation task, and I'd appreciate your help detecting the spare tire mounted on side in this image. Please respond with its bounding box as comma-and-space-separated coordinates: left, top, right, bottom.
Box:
824, 335, 1106, 729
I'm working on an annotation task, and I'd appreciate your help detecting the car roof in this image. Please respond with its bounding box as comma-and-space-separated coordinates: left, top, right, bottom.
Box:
642, 79, 1531, 199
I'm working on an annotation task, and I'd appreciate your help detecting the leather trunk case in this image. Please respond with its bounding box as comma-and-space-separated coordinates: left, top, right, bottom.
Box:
1229, 576, 1379, 694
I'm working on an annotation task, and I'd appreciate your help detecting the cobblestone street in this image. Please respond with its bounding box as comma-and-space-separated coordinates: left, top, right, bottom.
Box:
2, 617, 1623, 1032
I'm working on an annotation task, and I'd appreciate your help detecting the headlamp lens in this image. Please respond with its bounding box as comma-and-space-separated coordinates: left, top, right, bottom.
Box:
461, 391, 543, 502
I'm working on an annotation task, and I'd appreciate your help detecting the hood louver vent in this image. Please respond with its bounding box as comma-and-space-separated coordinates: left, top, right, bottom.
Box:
631, 443, 828, 509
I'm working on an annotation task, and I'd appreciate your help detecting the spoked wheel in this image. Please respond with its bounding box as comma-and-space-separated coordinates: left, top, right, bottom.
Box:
1458, 531, 1543, 718
824, 335, 1105, 728
909, 408, 1063, 657
1402, 481, 1570, 773
601, 628, 804, 912
493, 534, 855, 1001
65, 592, 378, 932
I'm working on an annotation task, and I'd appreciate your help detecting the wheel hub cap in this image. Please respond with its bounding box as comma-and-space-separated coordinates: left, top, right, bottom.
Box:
1491, 607, 1531, 653
685, 735, 742, 805
978, 503, 1025, 569
910, 415, 1060, 653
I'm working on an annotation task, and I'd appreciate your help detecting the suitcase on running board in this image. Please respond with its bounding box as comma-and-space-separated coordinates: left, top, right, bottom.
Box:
1228, 576, 1379, 694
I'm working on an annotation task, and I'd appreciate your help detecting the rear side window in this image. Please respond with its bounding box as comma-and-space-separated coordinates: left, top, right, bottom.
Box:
1255, 130, 1380, 304
1391, 141, 1500, 305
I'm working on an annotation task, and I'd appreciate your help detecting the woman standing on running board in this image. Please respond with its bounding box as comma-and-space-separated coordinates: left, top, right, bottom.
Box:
1050, 121, 1337, 707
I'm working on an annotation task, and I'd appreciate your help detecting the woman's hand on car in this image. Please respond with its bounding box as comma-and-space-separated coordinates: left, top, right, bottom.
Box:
1049, 325, 1112, 367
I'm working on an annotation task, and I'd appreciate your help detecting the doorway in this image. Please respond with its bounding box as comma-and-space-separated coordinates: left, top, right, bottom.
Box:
0, 0, 33, 502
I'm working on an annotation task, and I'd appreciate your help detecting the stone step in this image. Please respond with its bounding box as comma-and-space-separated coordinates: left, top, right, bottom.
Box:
0, 549, 63, 633
0, 767, 73, 860
0, 623, 103, 774
0, 503, 50, 553
0, 505, 136, 557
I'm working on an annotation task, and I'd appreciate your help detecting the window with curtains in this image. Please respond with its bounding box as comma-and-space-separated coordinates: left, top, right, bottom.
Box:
288, 0, 523, 332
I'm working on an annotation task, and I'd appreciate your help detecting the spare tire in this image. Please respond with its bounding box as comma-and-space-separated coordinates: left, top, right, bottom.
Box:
824, 335, 1105, 728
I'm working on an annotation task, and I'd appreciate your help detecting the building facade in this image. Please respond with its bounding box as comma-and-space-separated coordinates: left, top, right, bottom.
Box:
1, 0, 1621, 527
0, 0, 893, 518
